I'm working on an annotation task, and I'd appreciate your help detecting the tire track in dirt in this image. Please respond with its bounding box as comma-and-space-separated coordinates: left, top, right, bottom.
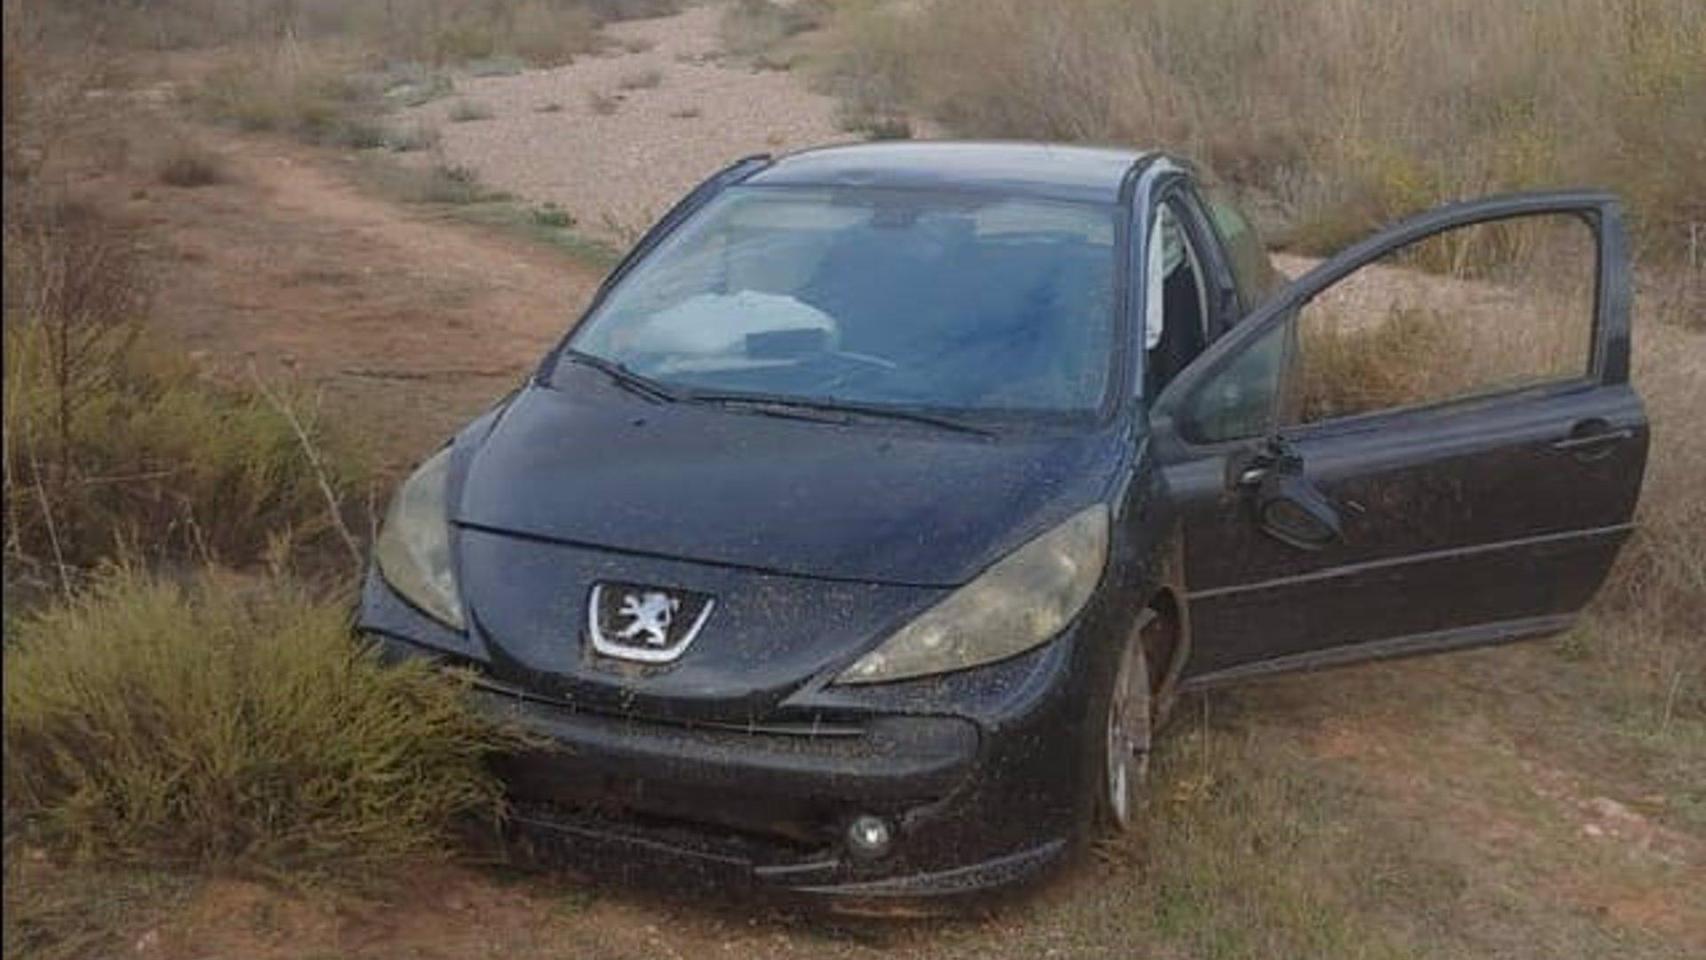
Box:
103, 120, 601, 474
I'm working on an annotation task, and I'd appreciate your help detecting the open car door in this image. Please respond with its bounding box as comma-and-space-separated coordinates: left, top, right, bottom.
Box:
1148, 191, 1648, 687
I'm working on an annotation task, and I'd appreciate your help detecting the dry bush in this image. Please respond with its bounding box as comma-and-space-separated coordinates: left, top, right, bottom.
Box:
719, 0, 829, 59
1607, 292, 1706, 628
1291, 306, 1464, 423
36, 0, 654, 66
194, 41, 374, 142
616, 67, 662, 90
1291, 217, 1597, 420
827, 0, 1706, 260
587, 89, 621, 115
2, 568, 516, 873
2, 201, 368, 583
447, 98, 495, 122
156, 144, 226, 187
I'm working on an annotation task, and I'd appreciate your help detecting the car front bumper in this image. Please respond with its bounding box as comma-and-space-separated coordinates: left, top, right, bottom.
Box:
359, 571, 1108, 911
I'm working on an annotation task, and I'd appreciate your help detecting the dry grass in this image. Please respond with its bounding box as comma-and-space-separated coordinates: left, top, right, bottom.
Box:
30, 0, 662, 67
2, 568, 516, 874
1, 200, 369, 585
193, 43, 380, 145
824, 0, 1706, 260
156, 144, 226, 187
719, 0, 829, 60
447, 98, 495, 122
1291, 217, 1597, 421
616, 67, 663, 90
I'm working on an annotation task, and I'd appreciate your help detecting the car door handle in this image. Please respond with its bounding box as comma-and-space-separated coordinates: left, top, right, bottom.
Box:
1551, 426, 1633, 456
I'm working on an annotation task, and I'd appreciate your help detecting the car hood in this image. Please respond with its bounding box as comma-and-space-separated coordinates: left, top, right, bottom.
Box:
452, 373, 1124, 588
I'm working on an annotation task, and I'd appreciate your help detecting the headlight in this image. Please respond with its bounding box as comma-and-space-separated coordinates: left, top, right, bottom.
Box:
375, 446, 464, 630
837, 505, 1108, 684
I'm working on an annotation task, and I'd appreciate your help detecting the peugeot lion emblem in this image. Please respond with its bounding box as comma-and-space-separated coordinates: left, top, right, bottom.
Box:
587, 582, 714, 663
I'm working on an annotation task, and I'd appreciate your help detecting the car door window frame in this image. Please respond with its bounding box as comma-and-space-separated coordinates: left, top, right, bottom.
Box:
1133, 169, 1242, 397
1149, 191, 1632, 459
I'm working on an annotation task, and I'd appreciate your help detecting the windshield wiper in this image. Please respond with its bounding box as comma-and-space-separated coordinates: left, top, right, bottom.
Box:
686, 390, 994, 437
560, 349, 679, 403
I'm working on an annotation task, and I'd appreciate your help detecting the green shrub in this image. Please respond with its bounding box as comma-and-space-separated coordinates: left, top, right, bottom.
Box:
2, 569, 517, 873
2, 202, 367, 580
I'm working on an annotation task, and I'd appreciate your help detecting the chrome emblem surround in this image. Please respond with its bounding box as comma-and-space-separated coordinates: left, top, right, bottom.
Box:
587, 582, 714, 664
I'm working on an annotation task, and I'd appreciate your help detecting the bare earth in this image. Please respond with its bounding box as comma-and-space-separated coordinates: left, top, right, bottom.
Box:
34, 4, 1703, 959
404, 4, 857, 239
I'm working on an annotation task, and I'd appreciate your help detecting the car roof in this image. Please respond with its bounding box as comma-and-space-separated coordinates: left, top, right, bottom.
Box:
744, 141, 1154, 205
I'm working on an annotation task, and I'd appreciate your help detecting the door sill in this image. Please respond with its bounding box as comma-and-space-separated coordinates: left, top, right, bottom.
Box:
1177, 613, 1577, 691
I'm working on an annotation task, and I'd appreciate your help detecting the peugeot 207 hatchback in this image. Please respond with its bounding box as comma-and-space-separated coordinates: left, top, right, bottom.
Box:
358, 142, 1647, 911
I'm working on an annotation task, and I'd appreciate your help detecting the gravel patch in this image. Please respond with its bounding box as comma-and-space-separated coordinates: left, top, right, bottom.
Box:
402, 5, 857, 241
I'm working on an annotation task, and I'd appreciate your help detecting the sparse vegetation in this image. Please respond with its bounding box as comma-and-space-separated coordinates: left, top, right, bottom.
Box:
2, 568, 516, 873
587, 89, 621, 115
156, 145, 225, 187
2, 201, 367, 583
719, 0, 828, 60
447, 99, 495, 123
194, 49, 379, 147
617, 67, 663, 90
530, 202, 575, 228
823, 0, 1706, 259
384, 120, 441, 153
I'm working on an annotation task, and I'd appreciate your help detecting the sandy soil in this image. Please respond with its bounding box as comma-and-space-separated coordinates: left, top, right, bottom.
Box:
403, 4, 857, 239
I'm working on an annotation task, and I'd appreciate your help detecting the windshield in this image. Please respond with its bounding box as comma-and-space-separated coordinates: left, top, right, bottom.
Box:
563, 186, 1118, 418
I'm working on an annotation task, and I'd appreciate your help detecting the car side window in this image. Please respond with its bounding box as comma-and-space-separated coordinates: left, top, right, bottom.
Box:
1184, 211, 1598, 443
1281, 213, 1597, 426
1203, 187, 1280, 311
1184, 317, 1291, 442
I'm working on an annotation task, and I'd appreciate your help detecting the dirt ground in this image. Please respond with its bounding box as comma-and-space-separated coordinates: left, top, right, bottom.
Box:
18, 5, 1702, 959
105, 130, 597, 475
400, 4, 863, 239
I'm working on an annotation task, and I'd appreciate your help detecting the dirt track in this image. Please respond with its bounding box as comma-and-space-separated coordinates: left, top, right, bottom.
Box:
98, 129, 597, 473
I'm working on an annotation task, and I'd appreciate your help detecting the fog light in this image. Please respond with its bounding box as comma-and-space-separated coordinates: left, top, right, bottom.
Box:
846, 814, 894, 860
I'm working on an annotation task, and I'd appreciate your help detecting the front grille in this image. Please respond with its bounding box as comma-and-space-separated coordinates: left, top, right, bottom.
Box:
470, 675, 865, 738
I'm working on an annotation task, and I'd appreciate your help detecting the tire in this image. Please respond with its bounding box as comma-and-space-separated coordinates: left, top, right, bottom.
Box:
1095, 614, 1154, 833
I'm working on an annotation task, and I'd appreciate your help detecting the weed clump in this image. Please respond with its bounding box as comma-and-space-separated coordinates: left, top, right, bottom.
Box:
156, 146, 225, 187
2, 569, 517, 873
447, 99, 495, 123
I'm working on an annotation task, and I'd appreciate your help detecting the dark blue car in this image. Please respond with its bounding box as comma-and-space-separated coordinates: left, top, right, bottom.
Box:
359, 142, 1647, 911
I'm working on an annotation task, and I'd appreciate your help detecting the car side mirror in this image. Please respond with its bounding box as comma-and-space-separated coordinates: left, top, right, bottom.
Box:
1254, 470, 1342, 550
1226, 437, 1343, 550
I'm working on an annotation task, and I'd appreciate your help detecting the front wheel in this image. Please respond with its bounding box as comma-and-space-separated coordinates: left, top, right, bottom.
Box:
1097, 616, 1153, 832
